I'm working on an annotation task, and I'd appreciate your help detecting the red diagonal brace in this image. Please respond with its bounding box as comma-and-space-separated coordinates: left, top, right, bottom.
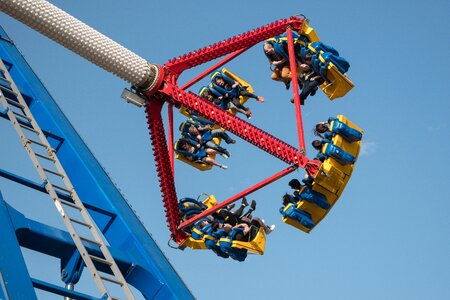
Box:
178, 166, 296, 230
165, 17, 304, 75
157, 82, 308, 167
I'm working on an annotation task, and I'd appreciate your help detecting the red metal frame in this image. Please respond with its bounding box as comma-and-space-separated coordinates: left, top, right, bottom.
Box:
180, 48, 248, 91
167, 103, 174, 172
286, 27, 306, 153
144, 16, 320, 243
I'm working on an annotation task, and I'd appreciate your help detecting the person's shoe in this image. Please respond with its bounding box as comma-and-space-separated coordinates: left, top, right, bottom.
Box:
221, 153, 229, 159
220, 164, 228, 170
229, 139, 237, 144
246, 109, 252, 119
256, 96, 265, 103
290, 98, 295, 103
311, 86, 318, 96
241, 197, 249, 207
227, 203, 236, 210
223, 150, 231, 158
250, 200, 256, 210
265, 224, 276, 234
284, 81, 290, 90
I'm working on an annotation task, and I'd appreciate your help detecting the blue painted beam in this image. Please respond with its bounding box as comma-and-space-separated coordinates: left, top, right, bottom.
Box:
31, 278, 100, 300
0, 25, 194, 299
0, 192, 37, 300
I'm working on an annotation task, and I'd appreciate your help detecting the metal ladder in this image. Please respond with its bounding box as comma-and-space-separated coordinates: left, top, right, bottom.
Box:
0, 60, 135, 300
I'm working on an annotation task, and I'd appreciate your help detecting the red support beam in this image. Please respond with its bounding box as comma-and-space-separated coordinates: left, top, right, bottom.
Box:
180, 48, 248, 91
145, 99, 186, 243
165, 17, 304, 75
178, 166, 296, 230
157, 83, 309, 167
286, 27, 306, 153
167, 103, 174, 172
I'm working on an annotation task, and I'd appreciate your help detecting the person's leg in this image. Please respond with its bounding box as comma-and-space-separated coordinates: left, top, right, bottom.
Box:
205, 140, 229, 157
203, 151, 227, 169
231, 98, 251, 119
271, 68, 283, 81
211, 129, 235, 144
239, 89, 264, 102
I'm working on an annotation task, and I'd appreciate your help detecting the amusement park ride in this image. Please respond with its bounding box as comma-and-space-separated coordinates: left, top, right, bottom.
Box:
0, 0, 363, 299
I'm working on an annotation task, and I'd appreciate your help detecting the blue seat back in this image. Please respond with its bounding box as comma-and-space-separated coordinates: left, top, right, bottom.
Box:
330, 120, 362, 143
324, 143, 356, 166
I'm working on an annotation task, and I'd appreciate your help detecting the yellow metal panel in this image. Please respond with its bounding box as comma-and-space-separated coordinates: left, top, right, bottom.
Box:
282, 216, 312, 233
314, 160, 346, 194
202, 195, 218, 209
231, 227, 266, 255
180, 237, 207, 250
311, 183, 338, 206
297, 200, 326, 224
320, 62, 354, 100
301, 22, 320, 43
337, 115, 364, 133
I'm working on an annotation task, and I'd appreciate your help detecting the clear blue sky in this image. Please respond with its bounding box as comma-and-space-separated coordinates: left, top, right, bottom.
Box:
1, 0, 450, 299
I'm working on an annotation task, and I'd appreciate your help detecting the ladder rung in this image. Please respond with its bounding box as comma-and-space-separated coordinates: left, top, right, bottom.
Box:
35, 152, 55, 162
5, 98, 24, 109
100, 275, 124, 286
51, 183, 72, 193
69, 217, 92, 228
28, 138, 47, 148
0, 84, 17, 95
12, 110, 32, 122
43, 167, 64, 178
79, 236, 102, 247
89, 254, 112, 266
57, 198, 81, 210
19, 123, 38, 134
0, 76, 12, 85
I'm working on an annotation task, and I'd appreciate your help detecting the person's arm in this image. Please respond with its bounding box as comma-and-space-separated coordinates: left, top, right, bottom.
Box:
272, 58, 287, 66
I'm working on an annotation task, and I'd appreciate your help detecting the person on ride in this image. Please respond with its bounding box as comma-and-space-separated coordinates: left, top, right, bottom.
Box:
196, 219, 230, 259
199, 87, 228, 109
184, 121, 236, 158
264, 36, 304, 90
176, 139, 228, 169
211, 73, 263, 119
280, 193, 314, 229
312, 139, 329, 163
217, 198, 275, 241
213, 75, 265, 103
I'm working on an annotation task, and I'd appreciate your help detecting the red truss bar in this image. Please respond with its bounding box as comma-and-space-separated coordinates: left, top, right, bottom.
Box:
168, 103, 175, 172
145, 99, 186, 244
158, 82, 309, 167
178, 166, 296, 230
165, 17, 304, 75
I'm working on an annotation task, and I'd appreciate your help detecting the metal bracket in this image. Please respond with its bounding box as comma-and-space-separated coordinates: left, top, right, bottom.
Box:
121, 88, 147, 107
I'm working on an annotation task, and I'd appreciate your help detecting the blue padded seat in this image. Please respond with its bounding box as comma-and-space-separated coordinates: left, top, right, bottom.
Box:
294, 188, 330, 210
310, 42, 340, 56
329, 118, 362, 143
324, 143, 356, 166
320, 52, 350, 74
279, 204, 314, 229
219, 228, 248, 262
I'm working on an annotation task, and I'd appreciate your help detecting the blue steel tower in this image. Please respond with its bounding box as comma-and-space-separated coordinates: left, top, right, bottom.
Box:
0, 25, 194, 300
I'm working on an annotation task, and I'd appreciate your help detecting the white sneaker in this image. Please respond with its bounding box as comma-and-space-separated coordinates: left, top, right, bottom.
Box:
221, 153, 229, 159
266, 224, 275, 234
220, 164, 228, 170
